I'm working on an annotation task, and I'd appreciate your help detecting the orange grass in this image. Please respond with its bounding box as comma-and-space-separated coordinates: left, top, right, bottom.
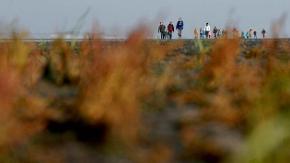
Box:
1, 27, 290, 163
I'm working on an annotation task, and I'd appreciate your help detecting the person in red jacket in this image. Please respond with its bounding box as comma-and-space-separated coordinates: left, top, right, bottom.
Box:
167, 22, 175, 40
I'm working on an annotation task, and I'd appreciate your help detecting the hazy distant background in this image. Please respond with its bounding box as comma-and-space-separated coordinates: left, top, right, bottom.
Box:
0, 0, 289, 38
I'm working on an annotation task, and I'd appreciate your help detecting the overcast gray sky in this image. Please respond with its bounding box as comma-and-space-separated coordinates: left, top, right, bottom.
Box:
0, 0, 289, 38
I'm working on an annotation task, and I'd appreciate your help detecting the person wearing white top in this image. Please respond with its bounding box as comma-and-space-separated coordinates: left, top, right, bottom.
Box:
205, 23, 211, 39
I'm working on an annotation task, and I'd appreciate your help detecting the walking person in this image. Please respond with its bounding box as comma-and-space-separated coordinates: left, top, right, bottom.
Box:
200, 28, 203, 39
194, 28, 199, 39
249, 29, 253, 39
158, 22, 166, 40
246, 31, 250, 39
253, 30, 258, 39
261, 29, 266, 38
176, 18, 184, 38
213, 26, 218, 38
205, 23, 211, 39
217, 29, 221, 38
167, 22, 175, 39
241, 31, 246, 39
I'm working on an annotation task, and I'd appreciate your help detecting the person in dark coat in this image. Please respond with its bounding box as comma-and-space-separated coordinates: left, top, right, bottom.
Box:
158, 22, 166, 40
176, 18, 184, 38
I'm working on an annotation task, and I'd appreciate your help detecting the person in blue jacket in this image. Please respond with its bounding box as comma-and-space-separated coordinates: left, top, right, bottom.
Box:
176, 18, 184, 38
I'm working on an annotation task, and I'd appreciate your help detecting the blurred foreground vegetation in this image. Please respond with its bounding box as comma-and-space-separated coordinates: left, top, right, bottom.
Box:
1, 30, 290, 163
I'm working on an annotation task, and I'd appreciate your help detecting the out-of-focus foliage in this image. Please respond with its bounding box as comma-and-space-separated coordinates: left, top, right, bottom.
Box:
1, 27, 290, 163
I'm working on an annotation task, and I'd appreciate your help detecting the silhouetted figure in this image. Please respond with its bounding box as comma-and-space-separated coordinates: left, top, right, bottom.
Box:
253, 30, 257, 39
261, 29, 266, 38
213, 26, 218, 38
217, 29, 221, 38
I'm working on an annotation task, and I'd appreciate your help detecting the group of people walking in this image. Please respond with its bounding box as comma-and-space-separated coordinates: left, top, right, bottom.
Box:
194, 23, 213, 39
158, 19, 267, 40
241, 29, 266, 39
194, 26, 267, 39
158, 18, 184, 40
